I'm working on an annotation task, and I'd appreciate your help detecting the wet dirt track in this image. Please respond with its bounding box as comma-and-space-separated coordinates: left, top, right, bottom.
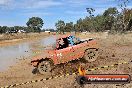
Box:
0, 33, 132, 88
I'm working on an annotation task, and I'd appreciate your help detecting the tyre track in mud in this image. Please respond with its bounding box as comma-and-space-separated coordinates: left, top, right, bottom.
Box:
51, 47, 118, 75
1, 57, 132, 88
40, 48, 122, 78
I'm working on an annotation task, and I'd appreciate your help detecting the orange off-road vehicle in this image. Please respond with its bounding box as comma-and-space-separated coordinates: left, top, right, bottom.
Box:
31, 35, 98, 74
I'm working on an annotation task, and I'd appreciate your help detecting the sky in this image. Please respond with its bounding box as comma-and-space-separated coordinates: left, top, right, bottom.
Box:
0, 0, 131, 29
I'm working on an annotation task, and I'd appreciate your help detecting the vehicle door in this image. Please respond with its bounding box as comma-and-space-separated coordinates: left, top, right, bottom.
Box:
71, 37, 85, 59
55, 38, 74, 64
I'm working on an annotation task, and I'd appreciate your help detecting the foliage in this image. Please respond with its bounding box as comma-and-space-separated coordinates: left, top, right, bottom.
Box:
65, 22, 74, 32
0, 26, 29, 34
0, 4, 132, 34
0, 17, 44, 34
55, 20, 65, 34
55, 7, 132, 33
26, 17, 44, 33
42, 29, 56, 32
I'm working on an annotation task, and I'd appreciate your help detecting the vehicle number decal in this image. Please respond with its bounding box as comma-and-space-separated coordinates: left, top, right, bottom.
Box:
57, 53, 62, 57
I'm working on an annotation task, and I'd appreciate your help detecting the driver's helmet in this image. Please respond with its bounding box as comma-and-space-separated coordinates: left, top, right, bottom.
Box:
67, 35, 75, 46
68, 35, 80, 46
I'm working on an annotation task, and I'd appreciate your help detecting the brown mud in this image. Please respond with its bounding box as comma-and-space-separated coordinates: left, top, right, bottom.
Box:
0, 33, 132, 88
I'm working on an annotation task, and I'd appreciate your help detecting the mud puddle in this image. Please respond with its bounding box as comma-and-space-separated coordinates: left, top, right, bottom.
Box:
0, 35, 56, 71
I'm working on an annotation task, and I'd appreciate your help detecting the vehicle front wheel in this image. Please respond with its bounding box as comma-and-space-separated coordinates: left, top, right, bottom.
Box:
38, 60, 52, 75
83, 49, 98, 62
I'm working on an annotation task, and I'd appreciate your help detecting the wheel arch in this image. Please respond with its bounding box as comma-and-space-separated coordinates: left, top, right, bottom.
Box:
37, 58, 54, 67
84, 48, 98, 53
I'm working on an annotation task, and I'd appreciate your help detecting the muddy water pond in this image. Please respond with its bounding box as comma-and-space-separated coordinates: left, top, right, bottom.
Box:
0, 35, 56, 71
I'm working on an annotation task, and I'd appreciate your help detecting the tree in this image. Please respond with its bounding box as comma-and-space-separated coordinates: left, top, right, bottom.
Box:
117, 0, 129, 10
86, 8, 95, 17
0, 26, 2, 34
76, 18, 84, 32
55, 20, 65, 34
117, 0, 130, 32
1, 26, 8, 33
26, 17, 44, 33
93, 15, 105, 32
86, 8, 96, 31
123, 9, 132, 31
103, 7, 119, 31
103, 7, 118, 17
65, 22, 74, 32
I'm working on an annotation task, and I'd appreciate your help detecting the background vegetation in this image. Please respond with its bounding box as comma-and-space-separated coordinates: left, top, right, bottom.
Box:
55, 8, 132, 33
0, 0, 131, 34
55, 0, 132, 34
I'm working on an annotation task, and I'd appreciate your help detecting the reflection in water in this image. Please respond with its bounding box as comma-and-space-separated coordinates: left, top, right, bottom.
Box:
40, 35, 56, 46
0, 35, 56, 71
0, 43, 31, 71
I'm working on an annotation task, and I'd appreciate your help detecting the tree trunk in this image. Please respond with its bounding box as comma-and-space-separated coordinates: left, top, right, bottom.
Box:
126, 19, 132, 31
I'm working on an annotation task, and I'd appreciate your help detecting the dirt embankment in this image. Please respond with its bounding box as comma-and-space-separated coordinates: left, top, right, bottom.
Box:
0, 32, 132, 88
0, 32, 51, 46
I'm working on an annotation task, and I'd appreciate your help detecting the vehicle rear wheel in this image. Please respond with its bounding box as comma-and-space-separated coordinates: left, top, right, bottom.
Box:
38, 60, 52, 75
84, 49, 98, 62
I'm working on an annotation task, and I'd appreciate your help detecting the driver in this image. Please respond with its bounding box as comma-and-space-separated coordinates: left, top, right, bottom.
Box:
57, 38, 64, 49
67, 36, 74, 46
